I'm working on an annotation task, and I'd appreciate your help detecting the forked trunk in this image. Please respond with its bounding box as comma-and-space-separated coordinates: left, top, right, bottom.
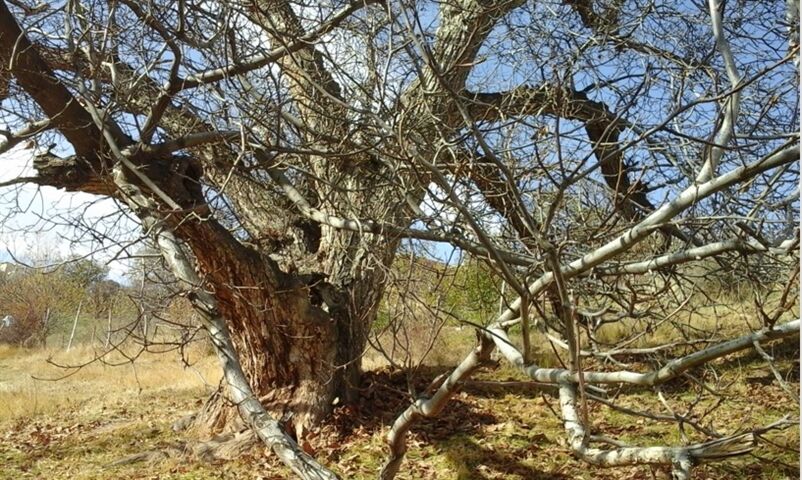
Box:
184, 220, 393, 439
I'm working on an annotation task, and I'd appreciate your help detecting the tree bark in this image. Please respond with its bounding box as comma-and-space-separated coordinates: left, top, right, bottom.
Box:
173, 215, 393, 438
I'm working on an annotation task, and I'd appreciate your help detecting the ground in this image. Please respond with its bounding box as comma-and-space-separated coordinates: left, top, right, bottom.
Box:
0, 339, 798, 480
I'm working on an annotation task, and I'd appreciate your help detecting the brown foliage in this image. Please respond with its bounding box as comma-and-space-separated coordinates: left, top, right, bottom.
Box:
0, 268, 82, 346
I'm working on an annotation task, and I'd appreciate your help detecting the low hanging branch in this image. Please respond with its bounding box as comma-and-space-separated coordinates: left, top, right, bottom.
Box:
558, 382, 755, 480
111, 167, 340, 480
382, 144, 799, 478
380, 335, 494, 480
495, 319, 797, 478
485, 320, 800, 389
382, 312, 799, 479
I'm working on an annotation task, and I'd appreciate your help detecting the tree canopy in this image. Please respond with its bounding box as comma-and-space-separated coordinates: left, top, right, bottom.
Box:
0, 0, 798, 478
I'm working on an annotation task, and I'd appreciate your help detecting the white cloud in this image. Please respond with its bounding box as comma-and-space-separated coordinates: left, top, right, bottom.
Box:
0, 147, 140, 283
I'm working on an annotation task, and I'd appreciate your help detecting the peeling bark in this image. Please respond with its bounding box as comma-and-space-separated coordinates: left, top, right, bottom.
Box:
112, 164, 340, 479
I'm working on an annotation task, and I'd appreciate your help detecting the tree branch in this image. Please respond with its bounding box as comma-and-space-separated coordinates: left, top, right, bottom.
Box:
0, 119, 49, 155
487, 319, 799, 386
0, 0, 126, 156
495, 143, 798, 324
465, 84, 658, 221
380, 334, 494, 480
696, 0, 742, 182
559, 382, 756, 478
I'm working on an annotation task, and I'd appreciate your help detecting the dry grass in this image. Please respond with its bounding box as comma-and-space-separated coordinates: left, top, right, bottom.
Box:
0, 343, 220, 423
0, 316, 798, 480
364, 325, 478, 370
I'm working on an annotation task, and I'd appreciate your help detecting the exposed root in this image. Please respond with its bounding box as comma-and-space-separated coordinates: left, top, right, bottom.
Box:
172, 406, 261, 461
107, 445, 183, 467
188, 430, 259, 461
108, 428, 260, 468
171, 413, 197, 433
186, 387, 244, 436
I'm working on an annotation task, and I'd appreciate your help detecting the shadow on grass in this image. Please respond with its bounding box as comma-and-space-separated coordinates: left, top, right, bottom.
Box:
436, 435, 568, 480
320, 365, 570, 479
326, 365, 548, 441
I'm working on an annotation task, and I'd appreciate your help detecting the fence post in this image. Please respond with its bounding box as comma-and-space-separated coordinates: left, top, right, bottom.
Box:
105, 308, 112, 348
66, 300, 83, 352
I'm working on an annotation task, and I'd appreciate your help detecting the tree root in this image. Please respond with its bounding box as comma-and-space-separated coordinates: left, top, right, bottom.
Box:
171, 413, 197, 433
107, 429, 261, 468
107, 444, 183, 467
188, 430, 259, 461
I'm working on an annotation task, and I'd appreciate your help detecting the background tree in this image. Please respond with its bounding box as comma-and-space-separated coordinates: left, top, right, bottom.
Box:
61, 255, 109, 289
87, 278, 121, 319
0, 262, 84, 346
0, 0, 797, 478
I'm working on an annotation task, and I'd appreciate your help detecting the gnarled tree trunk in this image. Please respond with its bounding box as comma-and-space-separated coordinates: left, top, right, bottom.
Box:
187, 228, 397, 438
185, 219, 394, 438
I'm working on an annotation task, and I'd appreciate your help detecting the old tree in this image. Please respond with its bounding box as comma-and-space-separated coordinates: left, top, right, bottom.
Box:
0, 0, 799, 477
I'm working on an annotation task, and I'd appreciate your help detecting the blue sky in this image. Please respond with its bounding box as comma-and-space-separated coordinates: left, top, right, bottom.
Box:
0, 146, 138, 282
0, 0, 796, 279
